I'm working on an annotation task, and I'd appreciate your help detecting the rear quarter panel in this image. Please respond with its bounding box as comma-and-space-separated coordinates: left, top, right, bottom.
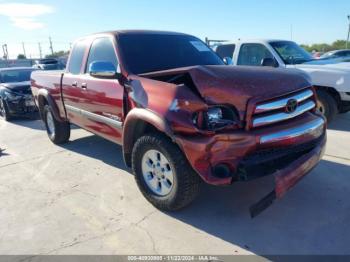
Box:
31, 70, 66, 119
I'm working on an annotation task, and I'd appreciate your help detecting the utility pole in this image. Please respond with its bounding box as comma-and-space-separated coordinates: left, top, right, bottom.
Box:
22, 42, 27, 58
49, 36, 54, 55
290, 24, 293, 40
38, 42, 42, 59
346, 15, 350, 49
2, 44, 8, 60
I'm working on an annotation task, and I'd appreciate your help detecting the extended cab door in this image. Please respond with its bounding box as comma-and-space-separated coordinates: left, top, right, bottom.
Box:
74, 37, 124, 144
62, 39, 89, 128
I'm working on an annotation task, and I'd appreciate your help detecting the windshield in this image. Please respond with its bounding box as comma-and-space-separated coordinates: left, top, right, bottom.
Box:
0, 69, 34, 83
118, 34, 224, 74
270, 41, 313, 65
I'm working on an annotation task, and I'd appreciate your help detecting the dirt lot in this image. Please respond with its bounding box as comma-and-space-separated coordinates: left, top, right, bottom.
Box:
0, 113, 349, 255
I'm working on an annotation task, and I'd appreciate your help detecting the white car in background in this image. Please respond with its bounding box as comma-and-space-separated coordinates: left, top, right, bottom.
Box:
215, 40, 350, 122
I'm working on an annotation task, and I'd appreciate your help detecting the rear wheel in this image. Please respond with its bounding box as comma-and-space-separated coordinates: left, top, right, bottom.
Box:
132, 133, 201, 211
316, 90, 338, 122
0, 99, 11, 121
43, 105, 70, 144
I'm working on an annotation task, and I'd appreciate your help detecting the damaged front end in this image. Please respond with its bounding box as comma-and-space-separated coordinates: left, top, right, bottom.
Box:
125, 65, 326, 217
1, 86, 37, 116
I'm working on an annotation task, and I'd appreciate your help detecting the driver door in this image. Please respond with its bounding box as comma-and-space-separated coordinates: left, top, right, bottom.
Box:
77, 37, 124, 144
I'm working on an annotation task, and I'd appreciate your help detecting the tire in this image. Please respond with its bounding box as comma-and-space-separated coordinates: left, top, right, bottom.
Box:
316, 90, 338, 123
132, 133, 201, 211
0, 99, 11, 121
43, 105, 70, 144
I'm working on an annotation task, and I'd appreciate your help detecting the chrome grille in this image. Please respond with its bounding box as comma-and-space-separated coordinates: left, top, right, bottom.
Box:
252, 89, 315, 128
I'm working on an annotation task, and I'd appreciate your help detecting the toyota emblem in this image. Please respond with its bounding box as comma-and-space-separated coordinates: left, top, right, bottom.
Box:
286, 99, 298, 113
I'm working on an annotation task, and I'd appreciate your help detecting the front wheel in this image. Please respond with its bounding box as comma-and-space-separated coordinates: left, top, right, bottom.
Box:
43, 105, 70, 144
0, 99, 12, 121
316, 90, 338, 123
132, 134, 201, 211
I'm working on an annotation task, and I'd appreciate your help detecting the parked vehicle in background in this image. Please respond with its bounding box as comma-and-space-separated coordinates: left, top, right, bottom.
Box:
31, 31, 326, 216
214, 39, 350, 122
320, 49, 350, 60
0, 67, 37, 121
32, 59, 65, 70
311, 51, 324, 59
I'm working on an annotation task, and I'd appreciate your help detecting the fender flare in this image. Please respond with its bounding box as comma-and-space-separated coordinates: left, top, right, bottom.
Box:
37, 89, 66, 122
122, 108, 175, 167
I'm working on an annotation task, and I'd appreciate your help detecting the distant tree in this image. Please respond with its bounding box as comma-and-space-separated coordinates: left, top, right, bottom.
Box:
332, 40, 347, 50
301, 40, 348, 52
45, 50, 69, 59
17, 54, 26, 59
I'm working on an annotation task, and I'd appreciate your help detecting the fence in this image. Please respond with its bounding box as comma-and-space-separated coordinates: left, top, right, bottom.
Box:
0, 59, 35, 68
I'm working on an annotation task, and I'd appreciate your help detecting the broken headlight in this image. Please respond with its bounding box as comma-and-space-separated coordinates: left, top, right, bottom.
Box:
193, 106, 239, 130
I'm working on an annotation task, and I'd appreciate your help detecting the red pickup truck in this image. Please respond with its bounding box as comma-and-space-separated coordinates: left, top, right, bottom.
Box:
31, 31, 326, 217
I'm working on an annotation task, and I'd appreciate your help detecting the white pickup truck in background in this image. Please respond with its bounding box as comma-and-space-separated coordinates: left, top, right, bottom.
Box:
214, 40, 350, 122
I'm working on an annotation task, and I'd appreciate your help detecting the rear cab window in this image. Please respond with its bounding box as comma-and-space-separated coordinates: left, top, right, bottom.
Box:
68, 40, 87, 75
215, 44, 235, 59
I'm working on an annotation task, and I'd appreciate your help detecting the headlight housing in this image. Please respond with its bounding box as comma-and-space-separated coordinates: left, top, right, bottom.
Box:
193, 105, 240, 131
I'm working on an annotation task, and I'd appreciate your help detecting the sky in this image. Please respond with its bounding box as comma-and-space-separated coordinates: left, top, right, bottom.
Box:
0, 0, 349, 58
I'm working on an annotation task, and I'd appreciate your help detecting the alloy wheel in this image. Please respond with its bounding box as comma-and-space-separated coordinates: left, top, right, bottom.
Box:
141, 149, 174, 196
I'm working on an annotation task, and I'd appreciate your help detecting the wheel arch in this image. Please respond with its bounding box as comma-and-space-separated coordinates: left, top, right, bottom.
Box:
122, 108, 175, 167
37, 89, 65, 122
314, 85, 341, 108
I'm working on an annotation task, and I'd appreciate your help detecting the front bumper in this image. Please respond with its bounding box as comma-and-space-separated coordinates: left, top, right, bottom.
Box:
250, 134, 325, 217
176, 113, 326, 217
340, 91, 350, 102
176, 112, 326, 185
6, 96, 37, 115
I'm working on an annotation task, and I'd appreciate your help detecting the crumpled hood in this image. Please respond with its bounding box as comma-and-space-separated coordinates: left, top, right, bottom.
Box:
1, 81, 31, 93
143, 65, 312, 115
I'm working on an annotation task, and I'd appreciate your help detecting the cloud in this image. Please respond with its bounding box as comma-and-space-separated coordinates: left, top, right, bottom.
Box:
0, 3, 54, 30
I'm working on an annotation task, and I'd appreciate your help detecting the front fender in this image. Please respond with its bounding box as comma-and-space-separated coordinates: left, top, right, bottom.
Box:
122, 108, 175, 167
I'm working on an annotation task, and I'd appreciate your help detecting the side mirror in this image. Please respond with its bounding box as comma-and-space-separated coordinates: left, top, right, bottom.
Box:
89, 61, 121, 79
261, 58, 278, 67
223, 57, 233, 65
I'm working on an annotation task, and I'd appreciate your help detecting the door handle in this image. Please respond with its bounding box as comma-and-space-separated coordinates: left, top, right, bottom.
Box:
72, 81, 78, 87
81, 83, 87, 89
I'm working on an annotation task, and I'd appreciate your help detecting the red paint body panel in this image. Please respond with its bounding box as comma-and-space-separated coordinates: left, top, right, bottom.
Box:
30, 31, 327, 209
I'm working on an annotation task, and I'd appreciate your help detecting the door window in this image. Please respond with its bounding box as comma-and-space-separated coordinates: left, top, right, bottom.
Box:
86, 38, 118, 72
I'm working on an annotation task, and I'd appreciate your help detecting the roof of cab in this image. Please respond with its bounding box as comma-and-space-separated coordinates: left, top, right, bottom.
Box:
100, 30, 189, 36
73, 30, 193, 45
